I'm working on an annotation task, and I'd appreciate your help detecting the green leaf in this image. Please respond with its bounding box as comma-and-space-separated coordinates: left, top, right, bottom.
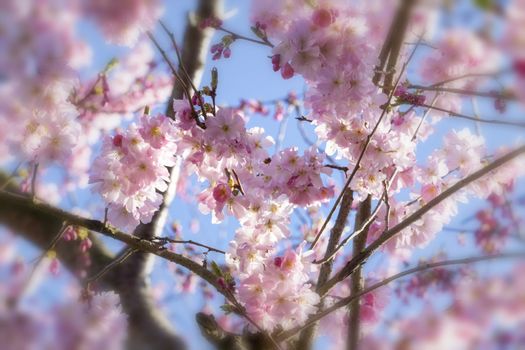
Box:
222, 35, 234, 46
473, 0, 492, 10
211, 67, 218, 91
103, 57, 119, 73
220, 304, 236, 315
210, 261, 223, 277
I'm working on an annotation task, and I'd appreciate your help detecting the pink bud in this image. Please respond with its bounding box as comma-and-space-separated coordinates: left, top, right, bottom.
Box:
312, 8, 334, 27
63, 226, 77, 241
513, 59, 525, 78
217, 277, 227, 289
281, 62, 294, 79
113, 134, 123, 147
274, 256, 283, 267
49, 258, 59, 276
80, 238, 92, 253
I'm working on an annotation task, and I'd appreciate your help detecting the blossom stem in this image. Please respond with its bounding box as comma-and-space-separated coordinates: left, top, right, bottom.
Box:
407, 84, 516, 100
429, 69, 509, 88
414, 102, 525, 128
13, 222, 69, 307
151, 236, 226, 254
218, 26, 274, 48
85, 248, 138, 286
147, 31, 206, 128
30, 162, 39, 198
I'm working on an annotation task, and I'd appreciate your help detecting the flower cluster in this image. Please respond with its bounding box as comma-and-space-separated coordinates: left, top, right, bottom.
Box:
320, 278, 390, 348
367, 129, 523, 259
89, 113, 178, 231
171, 102, 332, 328
236, 245, 320, 331
0, 292, 127, 350
251, 1, 430, 202
82, 0, 163, 46
53, 292, 127, 350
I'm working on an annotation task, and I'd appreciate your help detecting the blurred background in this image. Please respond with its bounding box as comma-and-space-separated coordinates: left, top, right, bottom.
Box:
0, 0, 524, 349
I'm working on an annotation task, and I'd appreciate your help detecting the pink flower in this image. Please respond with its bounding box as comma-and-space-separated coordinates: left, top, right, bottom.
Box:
83, 0, 164, 46
212, 183, 231, 204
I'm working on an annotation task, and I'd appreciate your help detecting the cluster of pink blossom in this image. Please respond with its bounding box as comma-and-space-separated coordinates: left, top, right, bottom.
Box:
0, 81, 81, 168
0, 291, 127, 350
0, 0, 172, 194
0, 231, 127, 350
0, 0, 84, 83
320, 278, 390, 349
472, 192, 523, 254
420, 30, 500, 89
236, 245, 320, 331
251, 1, 433, 202
89, 113, 178, 231
419, 29, 500, 117
170, 102, 334, 328
0, 0, 84, 167
376, 268, 525, 350
174, 104, 334, 216
52, 292, 127, 350
367, 128, 523, 259
66, 41, 172, 190
82, 0, 163, 46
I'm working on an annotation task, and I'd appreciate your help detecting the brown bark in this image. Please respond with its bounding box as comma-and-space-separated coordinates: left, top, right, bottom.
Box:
0, 1, 222, 349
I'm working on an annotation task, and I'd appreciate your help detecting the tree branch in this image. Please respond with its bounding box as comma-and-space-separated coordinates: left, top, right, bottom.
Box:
347, 197, 371, 349
0, 173, 114, 280
115, 1, 223, 349
407, 84, 516, 100
0, 189, 234, 302
295, 189, 353, 349
412, 103, 525, 128
278, 251, 525, 341
318, 145, 525, 296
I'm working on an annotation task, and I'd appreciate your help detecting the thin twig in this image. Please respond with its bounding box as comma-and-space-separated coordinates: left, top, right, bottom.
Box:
14, 222, 69, 306
383, 180, 391, 231
324, 164, 349, 174
147, 31, 206, 128
429, 69, 508, 88
152, 236, 226, 254
86, 248, 138, 285
414, 103, 525, 128
159, 20, 199, 94
218, 26, 274, 48
30, 162, 39, 197
407, 84, 516, 100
